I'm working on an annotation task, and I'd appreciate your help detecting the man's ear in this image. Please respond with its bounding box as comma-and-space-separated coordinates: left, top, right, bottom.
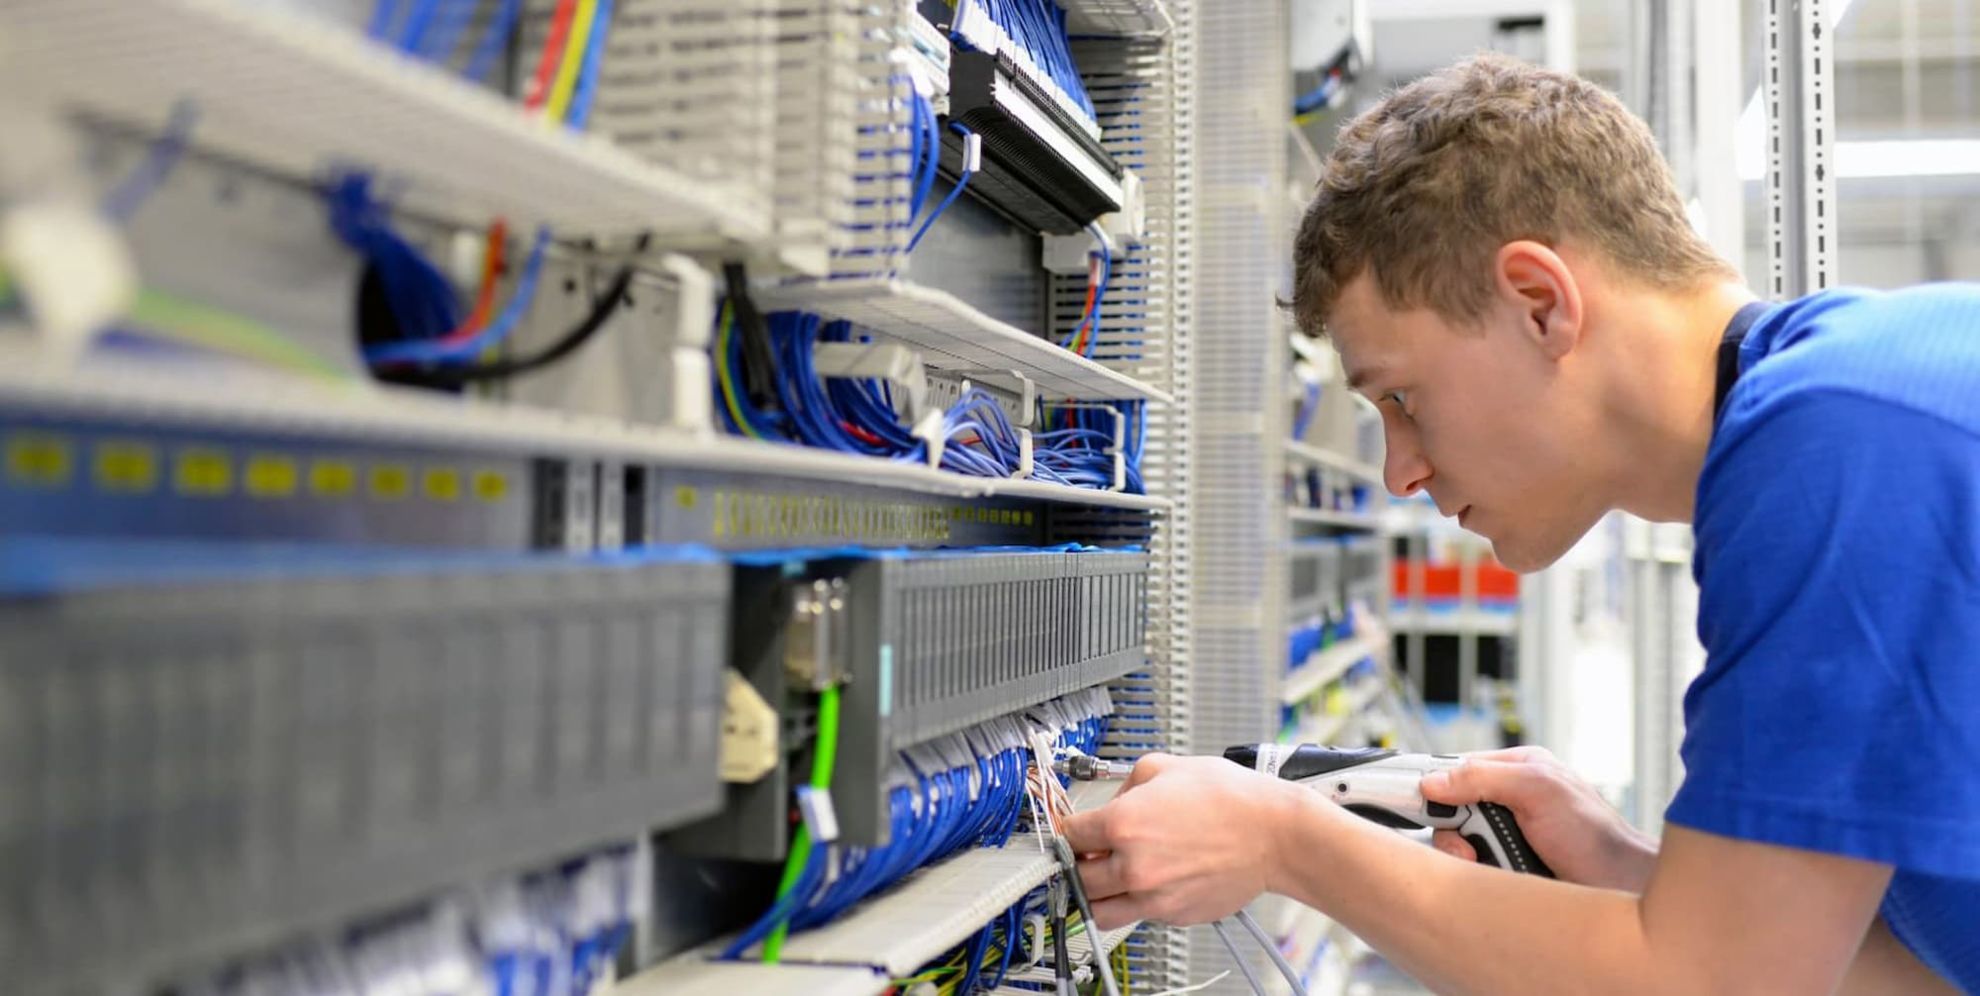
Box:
1494, 240, 1582, 361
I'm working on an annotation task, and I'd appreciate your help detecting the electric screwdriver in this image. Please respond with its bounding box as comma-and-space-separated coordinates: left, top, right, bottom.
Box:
1222, 744, 1554, 877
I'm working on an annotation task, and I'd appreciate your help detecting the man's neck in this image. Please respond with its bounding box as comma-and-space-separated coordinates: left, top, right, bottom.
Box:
1604, 279, 1758, 523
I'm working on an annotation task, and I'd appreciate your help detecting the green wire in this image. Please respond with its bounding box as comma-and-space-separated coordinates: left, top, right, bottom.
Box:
763, 681, 841, 962
0, 262, 351, 383
128, 287, 353, 382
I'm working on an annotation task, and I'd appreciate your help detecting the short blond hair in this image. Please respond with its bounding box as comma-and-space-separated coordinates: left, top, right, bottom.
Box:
1290, 52, 1734, 334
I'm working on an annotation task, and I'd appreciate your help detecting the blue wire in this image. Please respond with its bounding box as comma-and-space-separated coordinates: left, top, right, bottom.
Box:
416, 0, 480, 66
364, 228, 548, 364
1059, 223, 1111, 355
328, 173, 464, 341
365, 0, 401, 40
395, 0, 440, 51
1294, 76, 1341, 117
720, 840, 827, 958
463, 0, 526, 81
568, 0, 617, 130
102, 101, 199, 223
958, 920, 993, 994
909, 88, 940, 220
907, 124, 977, 253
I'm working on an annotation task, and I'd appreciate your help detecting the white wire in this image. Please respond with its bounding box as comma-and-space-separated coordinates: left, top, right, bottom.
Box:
1212, 918, 1270, 996
1140, 969, 1233, 996
1237, 908, 1310, 996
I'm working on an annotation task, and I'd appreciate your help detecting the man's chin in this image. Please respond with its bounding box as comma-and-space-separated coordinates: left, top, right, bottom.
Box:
1484, 531, 1569, 574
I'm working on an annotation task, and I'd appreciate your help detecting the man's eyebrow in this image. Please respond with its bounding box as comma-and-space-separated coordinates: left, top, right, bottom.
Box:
1345, 366, 1383, 391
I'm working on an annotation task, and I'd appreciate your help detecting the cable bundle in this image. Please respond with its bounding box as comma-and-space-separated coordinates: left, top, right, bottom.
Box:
926, 387, 1030, 478
951, 0, 1098, 127
354, 0, 613, 374
1037, 401, 1143, 494
778, 313, 907, 457
891, 884, 1140, 996
1038, 227, 1147, 492
172, 845, 643, 996
725, 688, 1114, 963
715, 305, 1146, 493
835, 76, 940, 279
716, 308, 1024, 480
888, 890, 1044, 995
380, 0, 526, 81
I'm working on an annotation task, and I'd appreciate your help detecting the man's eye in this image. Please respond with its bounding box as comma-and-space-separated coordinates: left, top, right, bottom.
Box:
1385, 390, 1409, 409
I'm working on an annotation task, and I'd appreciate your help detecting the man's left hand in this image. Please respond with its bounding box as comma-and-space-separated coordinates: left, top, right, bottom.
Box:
1060, 752, 1307, 929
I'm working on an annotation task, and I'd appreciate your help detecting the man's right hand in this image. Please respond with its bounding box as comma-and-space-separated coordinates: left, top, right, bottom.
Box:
1419, 745, 1658, 892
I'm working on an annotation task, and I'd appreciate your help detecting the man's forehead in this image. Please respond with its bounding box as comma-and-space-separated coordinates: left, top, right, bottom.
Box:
1326, 273, 1419, 388
1343, 363, 1387, 391
1324, 307, 1391, 391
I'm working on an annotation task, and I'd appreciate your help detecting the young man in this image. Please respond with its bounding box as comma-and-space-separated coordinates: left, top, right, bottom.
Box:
1064, 53, 1980, 994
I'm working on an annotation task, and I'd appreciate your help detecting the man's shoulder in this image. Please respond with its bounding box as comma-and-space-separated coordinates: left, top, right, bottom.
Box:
1727, 283, 1980, 443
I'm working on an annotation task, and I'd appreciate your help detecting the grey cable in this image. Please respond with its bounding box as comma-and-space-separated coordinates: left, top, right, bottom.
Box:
1211, 918, 1270, 996
1051, 836, 1122, 996
1236, 909, 1310, 996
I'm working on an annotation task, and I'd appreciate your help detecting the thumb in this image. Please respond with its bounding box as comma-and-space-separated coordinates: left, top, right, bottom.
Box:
1420, 758, 1540, 809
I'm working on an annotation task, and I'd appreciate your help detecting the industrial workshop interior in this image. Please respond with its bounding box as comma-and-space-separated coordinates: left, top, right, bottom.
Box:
5, 0, 1980, 993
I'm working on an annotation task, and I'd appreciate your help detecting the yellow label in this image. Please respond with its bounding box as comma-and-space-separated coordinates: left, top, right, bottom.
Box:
5, 432, 72, 488
472, 470, 509, 503
675, 485, 699, 510
244, 455, 299, 498
369, 464, 412, 500
93, 441, 157, 494
422, 467, 462, 503
173, 448, 233, 497
1022, 510, 1035, 526
309, 459, 358, 497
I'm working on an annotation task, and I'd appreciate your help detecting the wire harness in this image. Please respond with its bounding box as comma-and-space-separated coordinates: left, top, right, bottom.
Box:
725, 687, 1116, 964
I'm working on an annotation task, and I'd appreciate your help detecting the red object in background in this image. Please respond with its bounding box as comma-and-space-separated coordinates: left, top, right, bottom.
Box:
1392, 559, 1520, 601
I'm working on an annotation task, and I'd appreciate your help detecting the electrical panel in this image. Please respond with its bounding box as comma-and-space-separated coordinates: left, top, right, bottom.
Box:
0, 0, 1202, 994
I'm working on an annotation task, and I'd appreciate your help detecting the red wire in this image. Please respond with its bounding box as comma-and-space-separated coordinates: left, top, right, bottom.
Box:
842, 421, 884, 447
525, 0, 579, 111
1070, 255, 1099, 355
438, 0, 575, 350
433, 221, 508, 346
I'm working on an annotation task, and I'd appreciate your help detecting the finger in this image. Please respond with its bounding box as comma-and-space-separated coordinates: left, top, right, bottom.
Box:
1431, 830, 1477, 862
1461, 745, 1553, 765
1121, 752, 1174, 791
1077, 854, 1129, 902
1419, 758, 1546, 808
1061, 806, 1115, 854
1088, 894, 1149, 931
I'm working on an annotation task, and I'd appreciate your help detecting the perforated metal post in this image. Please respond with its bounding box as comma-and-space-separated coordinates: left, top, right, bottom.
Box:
1766, 0, 1839, 297
1189, 2, 1289, 990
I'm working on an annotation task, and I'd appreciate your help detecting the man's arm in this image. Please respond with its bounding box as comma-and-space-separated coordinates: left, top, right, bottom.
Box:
1065, 754, 1894, 996
1418, 748, 1959, 995
1840, 920, 1961, 996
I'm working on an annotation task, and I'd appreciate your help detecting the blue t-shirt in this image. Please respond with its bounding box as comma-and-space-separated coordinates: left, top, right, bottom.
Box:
1667, 284, 1980, 992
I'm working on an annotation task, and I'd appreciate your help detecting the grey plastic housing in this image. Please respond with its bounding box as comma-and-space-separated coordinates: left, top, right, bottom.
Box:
831, 548, 1150, 844
0, 550, 729, 995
